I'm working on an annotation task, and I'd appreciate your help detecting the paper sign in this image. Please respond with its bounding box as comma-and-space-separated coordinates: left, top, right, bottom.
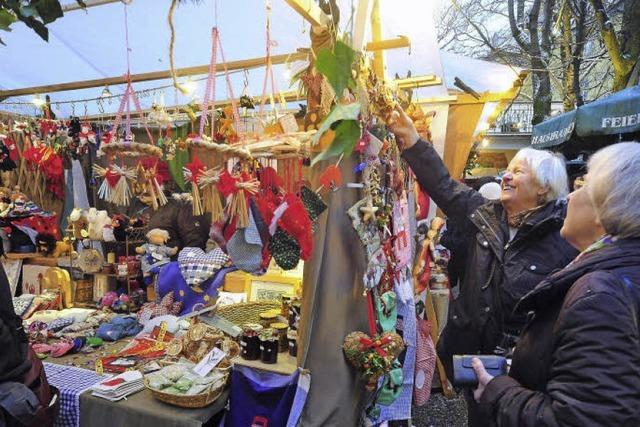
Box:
193, 347, 226, 377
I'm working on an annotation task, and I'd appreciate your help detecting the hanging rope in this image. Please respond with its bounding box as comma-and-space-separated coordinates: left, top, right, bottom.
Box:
198, 27, 241, 142
258, 0, 279, 118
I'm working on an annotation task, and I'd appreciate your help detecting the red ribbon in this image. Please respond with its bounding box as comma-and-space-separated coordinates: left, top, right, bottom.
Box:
359, 336, 393, 357
104, 168, 121, 188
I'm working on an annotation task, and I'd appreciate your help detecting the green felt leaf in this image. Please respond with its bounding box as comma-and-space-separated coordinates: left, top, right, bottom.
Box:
168, 147, 188, 191
311, 119, 361, 165
311, 102, 360, 146
0, 10, 17, 30
34, 0, 63, 24
315, 40, 356, 99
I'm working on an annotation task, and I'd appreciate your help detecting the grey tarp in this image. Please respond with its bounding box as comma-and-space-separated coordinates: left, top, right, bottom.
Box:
298, 154, 371, 426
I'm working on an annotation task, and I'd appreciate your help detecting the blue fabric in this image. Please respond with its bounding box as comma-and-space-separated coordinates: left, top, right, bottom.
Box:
374, 279, 417, 423
96, 316, 142, 341
43, 363, 109, 427
156, 262, 236, 316
224, 366, 301, 427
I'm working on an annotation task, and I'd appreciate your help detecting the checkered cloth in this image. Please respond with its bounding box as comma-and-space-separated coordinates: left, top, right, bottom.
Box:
47, 317, 75, 332
374, 278, 417, 423
178, 247, 230, 287
43, 363, 110, 427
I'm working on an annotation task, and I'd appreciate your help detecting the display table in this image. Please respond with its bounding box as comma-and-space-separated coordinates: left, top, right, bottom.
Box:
45, 341, 228, 427
79, 388, 229, 427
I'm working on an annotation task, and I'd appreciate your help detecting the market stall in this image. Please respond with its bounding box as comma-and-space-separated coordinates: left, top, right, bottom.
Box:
0, 1, 525, 426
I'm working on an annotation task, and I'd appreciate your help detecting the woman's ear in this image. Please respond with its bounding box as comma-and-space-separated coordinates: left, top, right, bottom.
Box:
537, 186, 550, 204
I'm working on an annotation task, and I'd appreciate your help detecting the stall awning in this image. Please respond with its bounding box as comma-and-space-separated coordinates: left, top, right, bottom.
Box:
531, 109, 577, 149
576, 85, 640, 137
532, 85, 640, 148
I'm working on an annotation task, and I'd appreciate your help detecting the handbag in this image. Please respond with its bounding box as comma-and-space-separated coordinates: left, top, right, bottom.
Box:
452, 354, 508, 387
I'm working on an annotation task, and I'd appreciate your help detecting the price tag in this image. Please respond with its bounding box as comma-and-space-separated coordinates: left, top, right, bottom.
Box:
95, 359, 104, 376
157, 321, 168, 343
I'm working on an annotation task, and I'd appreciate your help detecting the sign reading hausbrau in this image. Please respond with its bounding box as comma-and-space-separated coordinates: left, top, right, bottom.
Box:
601, 113, 640, 129
532, 121, 575, 146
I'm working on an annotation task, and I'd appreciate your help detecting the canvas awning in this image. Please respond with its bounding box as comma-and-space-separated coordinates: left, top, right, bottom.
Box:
532, 85, 640, 149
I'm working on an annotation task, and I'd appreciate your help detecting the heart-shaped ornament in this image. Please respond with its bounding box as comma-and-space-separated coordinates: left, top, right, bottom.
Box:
178, 247, 230, 290
343, 330, 405, 389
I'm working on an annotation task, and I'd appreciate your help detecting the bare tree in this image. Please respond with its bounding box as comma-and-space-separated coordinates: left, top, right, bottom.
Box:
589, 0, 640, 89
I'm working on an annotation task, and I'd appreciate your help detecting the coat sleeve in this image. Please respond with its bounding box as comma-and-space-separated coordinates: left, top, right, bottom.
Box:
401, 140, 486, 223
481, 273, 640, 427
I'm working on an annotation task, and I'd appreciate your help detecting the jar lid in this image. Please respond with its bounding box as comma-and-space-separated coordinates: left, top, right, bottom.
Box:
259, 312, 277, 319
270, 322, 288, 330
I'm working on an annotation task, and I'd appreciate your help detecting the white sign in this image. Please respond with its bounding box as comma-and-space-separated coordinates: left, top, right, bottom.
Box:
193, 347, 226, 377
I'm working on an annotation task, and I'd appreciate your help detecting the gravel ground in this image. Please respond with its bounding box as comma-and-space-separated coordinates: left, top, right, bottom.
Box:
411, 390, 468, 427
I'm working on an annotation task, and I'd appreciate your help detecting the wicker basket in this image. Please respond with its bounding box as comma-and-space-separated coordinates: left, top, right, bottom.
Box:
145, 373, 228, 408
216, 301, 281, 326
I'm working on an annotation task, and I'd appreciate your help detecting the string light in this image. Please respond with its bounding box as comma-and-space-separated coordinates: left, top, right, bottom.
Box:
32, 95, 46, 108
101, 85, 112, 98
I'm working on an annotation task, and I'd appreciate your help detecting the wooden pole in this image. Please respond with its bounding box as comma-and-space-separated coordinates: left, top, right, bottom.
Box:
0, 52, 308, 100
370, 0, 385, 79
62, 0, 124, 12
284, 0, 331, 28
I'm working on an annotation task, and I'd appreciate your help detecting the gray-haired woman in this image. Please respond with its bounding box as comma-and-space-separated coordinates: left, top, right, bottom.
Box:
387, 107, 578, 425
472, 141, 640, 426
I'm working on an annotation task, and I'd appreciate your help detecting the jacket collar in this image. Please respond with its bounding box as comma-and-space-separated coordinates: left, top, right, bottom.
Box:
469, 199, 566, 262
517, 238, 640, 312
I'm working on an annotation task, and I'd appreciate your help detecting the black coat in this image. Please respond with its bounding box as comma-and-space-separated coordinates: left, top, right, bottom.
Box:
402, 140, 578, 376
0, 266, 30, 383
480, 238, 640, 426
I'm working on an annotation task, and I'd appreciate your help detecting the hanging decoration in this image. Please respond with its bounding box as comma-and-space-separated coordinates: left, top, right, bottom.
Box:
93, 164, 137, 207
183, 157, 207, 217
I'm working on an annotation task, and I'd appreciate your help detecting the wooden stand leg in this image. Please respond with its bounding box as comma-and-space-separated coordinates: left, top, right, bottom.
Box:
425, 287, 455, 399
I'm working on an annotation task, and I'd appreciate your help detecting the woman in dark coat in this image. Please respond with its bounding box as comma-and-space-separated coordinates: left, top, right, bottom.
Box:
473, 142, 640, 426
387, 106, 578, 425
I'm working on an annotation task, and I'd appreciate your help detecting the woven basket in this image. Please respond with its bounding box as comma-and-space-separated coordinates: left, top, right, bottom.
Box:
145, 372, 228, 408
216, 301, 280, 326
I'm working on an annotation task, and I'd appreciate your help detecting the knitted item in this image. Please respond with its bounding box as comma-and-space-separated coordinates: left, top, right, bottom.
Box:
413, 317, 436, 406
269, 228, 300, 270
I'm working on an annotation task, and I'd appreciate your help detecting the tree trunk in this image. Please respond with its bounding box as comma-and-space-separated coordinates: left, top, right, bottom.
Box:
560, 3, 576, 111
621, 0, 640, 84
527, 0, 552, 124
589, 0, 637, 90
572, 0, 587, 106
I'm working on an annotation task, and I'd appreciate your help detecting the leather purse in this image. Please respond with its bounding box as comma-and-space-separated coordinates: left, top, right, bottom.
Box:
452, 354, 508, 387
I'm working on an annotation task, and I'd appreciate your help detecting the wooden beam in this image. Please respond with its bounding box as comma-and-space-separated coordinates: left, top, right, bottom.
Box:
366, 35, 410, 52
0, 52, 308, 99
352, 0, 372, 50
370, 0, 385, 78
284, 0, 331, 28
395, 75, 440, 89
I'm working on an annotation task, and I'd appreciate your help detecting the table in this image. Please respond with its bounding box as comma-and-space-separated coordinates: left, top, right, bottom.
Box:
46, 342, 229, 427
79, 388, 229, 427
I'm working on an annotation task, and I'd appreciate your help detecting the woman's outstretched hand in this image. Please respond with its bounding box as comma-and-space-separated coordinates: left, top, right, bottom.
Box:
386, 105, 420, 151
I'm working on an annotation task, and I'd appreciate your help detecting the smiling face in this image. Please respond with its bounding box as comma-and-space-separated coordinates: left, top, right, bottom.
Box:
561, 175, 605, 251
500, 158, 547, 216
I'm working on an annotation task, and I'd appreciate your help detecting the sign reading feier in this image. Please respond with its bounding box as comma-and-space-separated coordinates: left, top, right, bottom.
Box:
577, 85, 640, 137
601, 113, 640, 129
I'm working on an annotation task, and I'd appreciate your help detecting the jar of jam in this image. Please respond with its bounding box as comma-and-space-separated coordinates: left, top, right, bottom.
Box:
259, 329, 278, 364
281, 295, 292, 318
270, 322, 289, 352
259, 312, 278, 329
287, 330, 298, 357
240, 324, 263, 361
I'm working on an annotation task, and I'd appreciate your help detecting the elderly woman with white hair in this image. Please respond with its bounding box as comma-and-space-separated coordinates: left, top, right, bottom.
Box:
472, 142, 640, 426
388, 107, 578, 426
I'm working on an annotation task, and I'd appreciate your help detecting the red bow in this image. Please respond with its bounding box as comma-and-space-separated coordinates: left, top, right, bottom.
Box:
185, 157, 205, 184
359, 336, 393, 357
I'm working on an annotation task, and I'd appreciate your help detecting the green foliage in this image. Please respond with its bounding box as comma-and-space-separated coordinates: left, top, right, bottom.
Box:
311, 119, 361, 165
315, 40, 356, 98
0, 0, 85, 45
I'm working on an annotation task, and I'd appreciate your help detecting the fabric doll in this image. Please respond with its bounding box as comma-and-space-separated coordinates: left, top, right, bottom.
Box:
136, 229, 178, 286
